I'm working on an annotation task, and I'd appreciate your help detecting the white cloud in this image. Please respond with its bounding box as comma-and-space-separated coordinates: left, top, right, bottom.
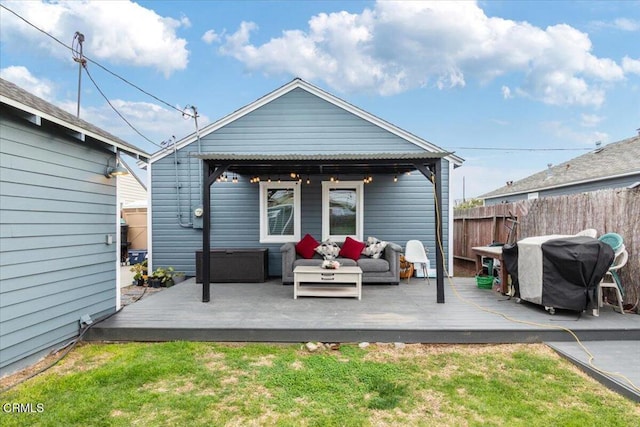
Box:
580, 114, 603, 128
491, 118, 509, 126
592, 18, 640, 32
541, 121, 609, 146
501, 86, 512, 99
0, 65, 55, 100
622, 56, 640, 75
217, 1, 626, 106
0, 0, 189, 77
78, 100, 209, 152
202, 29, 220, 44
613, 18, 640, 32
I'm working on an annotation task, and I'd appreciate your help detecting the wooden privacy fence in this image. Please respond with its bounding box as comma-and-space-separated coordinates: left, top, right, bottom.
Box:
454, 188, 639, 310
122, 207, 148, 250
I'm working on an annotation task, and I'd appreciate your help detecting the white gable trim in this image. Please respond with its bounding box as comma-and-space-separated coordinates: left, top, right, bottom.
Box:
150, 79, 463, 166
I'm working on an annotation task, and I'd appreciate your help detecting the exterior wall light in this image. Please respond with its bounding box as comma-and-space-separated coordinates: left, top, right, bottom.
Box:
105, 160, 128, 178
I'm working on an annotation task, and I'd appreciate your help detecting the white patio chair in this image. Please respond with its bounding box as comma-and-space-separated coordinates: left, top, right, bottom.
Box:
596, 248, 628, 315
404, 240, 430, 285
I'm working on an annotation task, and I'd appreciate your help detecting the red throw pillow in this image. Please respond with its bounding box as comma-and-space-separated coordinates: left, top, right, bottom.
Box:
339, 237, 366, 261
296, 234, 319, 259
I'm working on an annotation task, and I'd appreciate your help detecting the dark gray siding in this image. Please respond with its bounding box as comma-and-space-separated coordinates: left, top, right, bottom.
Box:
151, 88, 450, 277
0, 115, 118, 374
484, 174, 640, 206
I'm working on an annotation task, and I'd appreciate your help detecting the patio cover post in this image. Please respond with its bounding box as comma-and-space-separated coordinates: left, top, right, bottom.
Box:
201, 162, 229, 302
433, 159, 445, 303
414, 160, 445, 304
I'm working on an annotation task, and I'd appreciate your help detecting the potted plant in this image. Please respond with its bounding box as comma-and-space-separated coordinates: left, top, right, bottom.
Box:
172, 271, 186, 284
151, 266, 176, 287
130, 260, 148, 286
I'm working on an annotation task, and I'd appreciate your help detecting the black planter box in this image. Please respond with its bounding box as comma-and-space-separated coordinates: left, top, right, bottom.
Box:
196, 249, 269, 283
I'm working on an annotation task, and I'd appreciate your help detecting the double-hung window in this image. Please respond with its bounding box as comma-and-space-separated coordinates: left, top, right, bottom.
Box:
259, 182, 301, 243
321, 181, 363, 241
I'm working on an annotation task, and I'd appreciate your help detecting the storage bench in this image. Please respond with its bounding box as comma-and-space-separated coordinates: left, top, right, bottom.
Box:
196, 248, 268, 283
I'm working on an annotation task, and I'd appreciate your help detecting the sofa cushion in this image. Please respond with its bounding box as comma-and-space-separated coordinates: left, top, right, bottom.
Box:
315, 239, 341, 260
357, 258, 390, 273
363, 236, 388, 259
335, 258, 358, 267
296, 233, 319, 259
339, 237, 366, 261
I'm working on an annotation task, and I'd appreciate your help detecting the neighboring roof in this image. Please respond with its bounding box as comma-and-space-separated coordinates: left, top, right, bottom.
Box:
151, 78, 464, 166
480, 135, 640, 199
0, 78, 149, 161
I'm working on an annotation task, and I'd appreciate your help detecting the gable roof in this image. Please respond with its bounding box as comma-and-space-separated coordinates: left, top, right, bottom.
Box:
150, 78, 463, 166
480, 135, 640, 199
0, 78, 149, 161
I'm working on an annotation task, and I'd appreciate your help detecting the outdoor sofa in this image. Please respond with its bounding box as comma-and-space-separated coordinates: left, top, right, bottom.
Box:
280, 235, 402, 285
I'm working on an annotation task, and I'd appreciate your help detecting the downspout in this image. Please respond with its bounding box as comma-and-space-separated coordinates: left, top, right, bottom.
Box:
114, 150, 122, 310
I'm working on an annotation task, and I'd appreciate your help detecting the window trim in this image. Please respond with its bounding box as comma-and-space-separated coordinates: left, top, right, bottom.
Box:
321, 181, 364, 242
259, 181, 301, 243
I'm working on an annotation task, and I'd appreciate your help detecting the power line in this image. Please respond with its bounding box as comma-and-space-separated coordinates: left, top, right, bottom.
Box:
447, 147, 593, 151
0, 3, 193, 118
82, 64, 163, 148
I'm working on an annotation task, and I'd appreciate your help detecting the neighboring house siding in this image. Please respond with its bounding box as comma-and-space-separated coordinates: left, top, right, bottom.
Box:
118, 172, 146, 207
151, 89, 449, 276
484, 175, 639, 206
0, 116, 117, 374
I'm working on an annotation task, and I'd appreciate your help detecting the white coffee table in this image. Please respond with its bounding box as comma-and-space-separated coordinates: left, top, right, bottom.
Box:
293, 266, 362, 300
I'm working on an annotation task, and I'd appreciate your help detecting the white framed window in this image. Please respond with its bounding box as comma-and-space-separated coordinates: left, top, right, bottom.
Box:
322, 181, 364, 241
259, 181, 301, 243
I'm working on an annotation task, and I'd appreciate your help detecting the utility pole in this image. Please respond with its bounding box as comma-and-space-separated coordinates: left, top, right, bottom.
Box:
72, 31, 86, 118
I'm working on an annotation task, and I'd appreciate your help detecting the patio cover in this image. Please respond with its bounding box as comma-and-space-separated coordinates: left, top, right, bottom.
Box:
193, 151, 452, 304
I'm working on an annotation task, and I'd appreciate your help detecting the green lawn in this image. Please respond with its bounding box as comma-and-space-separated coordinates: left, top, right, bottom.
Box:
1, 342, 637, 426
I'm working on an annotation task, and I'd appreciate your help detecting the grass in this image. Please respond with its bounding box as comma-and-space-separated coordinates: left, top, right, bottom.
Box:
1, 342, 637, 426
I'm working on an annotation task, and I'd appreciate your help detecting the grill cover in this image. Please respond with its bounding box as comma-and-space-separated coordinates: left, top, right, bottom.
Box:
503, 236, 614, 312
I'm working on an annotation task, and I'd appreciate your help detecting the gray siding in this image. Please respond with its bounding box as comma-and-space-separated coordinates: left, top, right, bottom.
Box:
151, 88, 450, 277
0, 114, 118, 374
484, 174, 640, 206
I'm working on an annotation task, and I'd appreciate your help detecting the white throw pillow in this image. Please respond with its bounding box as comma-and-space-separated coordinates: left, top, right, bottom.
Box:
362, 236, 388, 259
315, 239, 341, 260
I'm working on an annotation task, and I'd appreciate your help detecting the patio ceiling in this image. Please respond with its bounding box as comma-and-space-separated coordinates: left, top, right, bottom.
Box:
192, 152, 451, 177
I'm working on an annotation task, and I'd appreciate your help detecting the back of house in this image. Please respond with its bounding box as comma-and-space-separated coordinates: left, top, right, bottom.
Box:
148, 78, 463, 279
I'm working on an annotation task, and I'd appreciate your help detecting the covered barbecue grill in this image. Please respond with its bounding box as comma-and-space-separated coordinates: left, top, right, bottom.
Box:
502, 235, 614, 313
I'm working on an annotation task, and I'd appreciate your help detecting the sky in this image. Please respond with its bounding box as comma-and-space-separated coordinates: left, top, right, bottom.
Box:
1, 0, 638, 202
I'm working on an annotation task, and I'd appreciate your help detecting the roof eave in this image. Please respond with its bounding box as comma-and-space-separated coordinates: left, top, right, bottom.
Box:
1, 94, 150, 162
